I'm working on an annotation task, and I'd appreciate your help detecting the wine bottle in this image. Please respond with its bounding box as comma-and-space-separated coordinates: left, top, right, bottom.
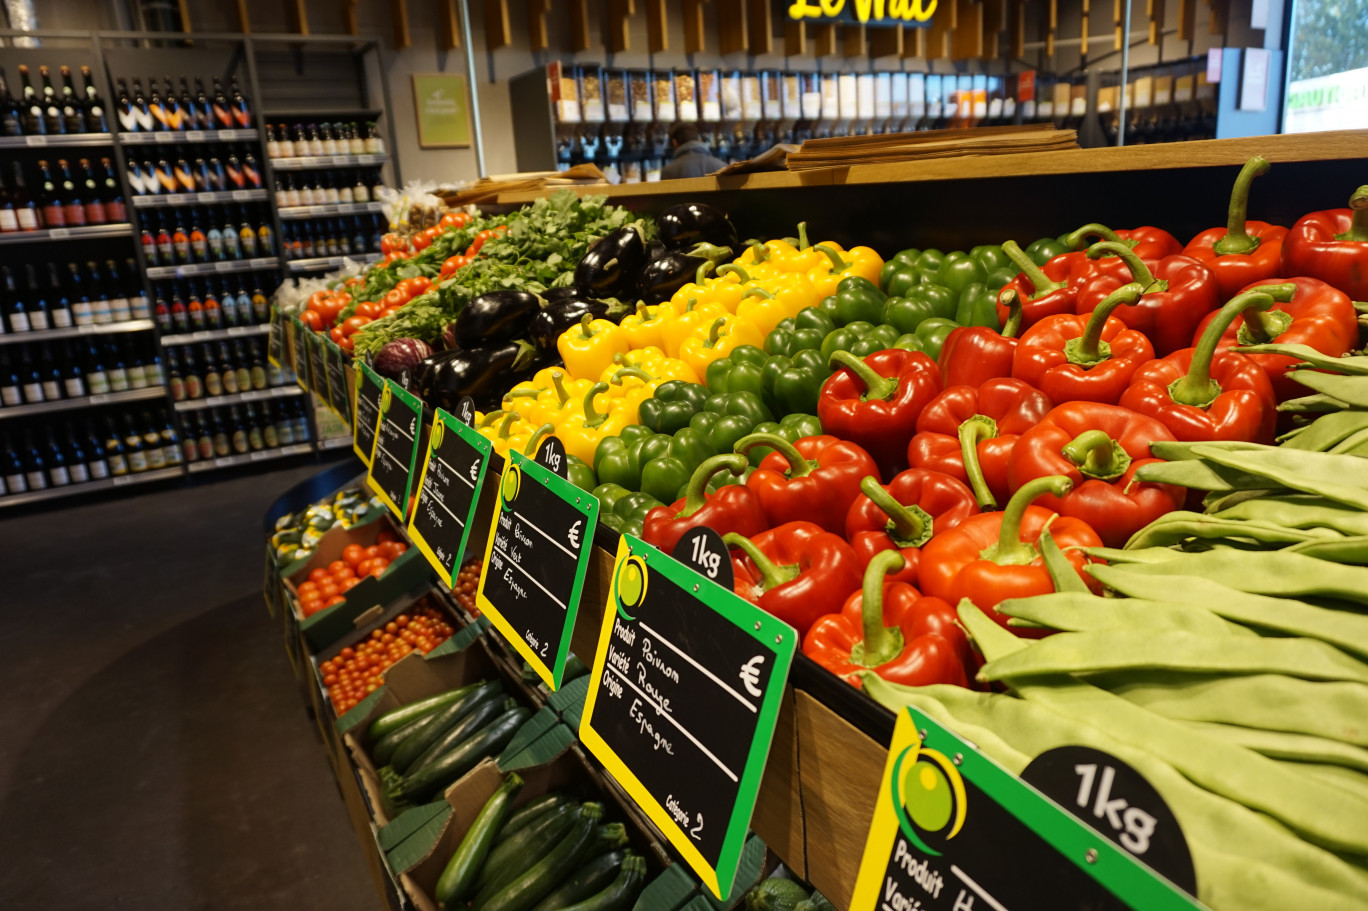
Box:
156, 213, 174, 264
232, 340, 251, 392
230, 78, 252, 128
264, 123, 280, 158
195, 411, 214, 461
85, 339, 109, 395
173, 154, 195, 193
127, 158, 148, 197
0, 68, 21, 137
42, 263, 73, 329
81, 66, 107, 133
62, 340, 85, 397
193, 78, 211, 130
79, 159, 106, 225
2, 265, 25, 333
25, 267, 50, 331
276, 122, 295, 158
186, 280, 204, 330
39, 342, 62, 401
166, 347, 184, 401
160, 413, 182, 466
181, 344, 203, 399
250, 284, 269, 324
104, 259, 131, 322
126, 259, 150, 319
64, 426, 90, 485
98, 158, 125, 222
161, 77, 183, 131
17, 66, 45, 135
106, 338, 129, 392
219, 342, 238, 394
0, 348, 21, 406
243, 150, 261, 189
122, 414, 149, 472
261, 401, 279, 448
250, 338, 268, 390
8, 162, 41, 231
220, 209, 241, 259
210, 408, 231, 456
140, 411, 166, 469
180, 413, 199, 463
36, 160, 64, 228
224, 148, 244, 189
202, 343, 222, 396
84, 260, 110, 325
103, 417, 129, 476
84, 420, 110, 480
21, 429, 48, 490
59, 66, 83, 134
171, 213, 191, 265
1, 432, 26, 493
140, 218, 158, 266
211, 77, 232, 129
38, 66, 63, 134
147, 78, 168, 131
57, 159, 86, 227
115, 79, 138, 132
237, 206, 257, 258
168, 281, 188, 333
18, 345, 44, 403
44, 427, 71, 487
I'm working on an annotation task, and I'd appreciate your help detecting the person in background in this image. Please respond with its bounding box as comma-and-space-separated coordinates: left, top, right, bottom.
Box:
660, 122, 728, 180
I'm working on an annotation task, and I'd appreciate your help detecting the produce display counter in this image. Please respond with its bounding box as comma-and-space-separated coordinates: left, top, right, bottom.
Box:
265, 129, 1368, 911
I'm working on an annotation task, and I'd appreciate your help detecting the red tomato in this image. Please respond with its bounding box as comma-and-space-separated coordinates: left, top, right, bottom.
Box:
299, 310, 324, 331
308, 568, 328, 583
329, 325, 347, 344
376, 529, 400, 544
355, 300, 383, 320
380, 232, 405, 254
369, 562, 389, 579
338, 336, 355, 352
342, 544, 366, 567
407, 276, 432, 296
315, 298, 345, 326
324, 594, 346, 607
328, 560, 348, 575
383, 289, 406, 309
341, 316, 371, 338
379, 541, 407, 560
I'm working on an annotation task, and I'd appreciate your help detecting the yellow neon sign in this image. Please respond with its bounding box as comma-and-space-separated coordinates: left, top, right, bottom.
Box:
787, 0, 938, 25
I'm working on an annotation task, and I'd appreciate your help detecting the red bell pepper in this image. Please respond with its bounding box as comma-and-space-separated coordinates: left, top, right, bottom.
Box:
939, 292, 1022, 387
818, 348, 941, 480
1011, 282, 1156, 404
1005, 401, 1184, 548
735, 433, 879, 534
918, 475, 1103, 631
845, 472, 977, 584
1062, 222, 1183, 260
801, 550, 972, 689
1181, 157, 1290, 300
996, 241, 1093, 330
1193, 276, 1357, 401
906, 378, 1052, 509
1120, 288, 1286, 444
640, 454, 770, 557
725, 521, 862, 637
1282, 185, 1368, 302
1075, 240, 1221, 356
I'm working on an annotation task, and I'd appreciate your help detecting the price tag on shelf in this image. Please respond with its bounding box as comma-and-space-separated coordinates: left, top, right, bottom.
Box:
89, 393, 110, 404
154, 132, 174, 143
322, 337, 352, 424
308, 332, 329, 398
185, 130, 205, 141
475, 442, 599, 690
215, 456, 235, 468
365, 378, 423, 519
352, 361, 383, 466
231, 189, 252, 201
579, 534, 796, 900
214, 261, 232, 272
848, 710, 1202, 911
112, 474, 133, 486
49, 228, 70, 239
408, 403, 492, 587
250, 449, 270, 461
24, 135, 47, 146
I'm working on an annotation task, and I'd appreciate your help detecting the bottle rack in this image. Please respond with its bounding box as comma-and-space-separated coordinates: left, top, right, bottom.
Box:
0, 30, 402, 510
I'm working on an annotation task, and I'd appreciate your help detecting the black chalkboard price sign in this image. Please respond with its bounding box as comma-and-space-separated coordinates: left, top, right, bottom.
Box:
267, 307, 286, 368
407, 407, 493, 587
475, 444, 599, 690
322, 338, 353, 425
291, 317, 310, 390
306, 330, 328, 398
579, 534, 797, 899
352, 361, 385, 467
365, 378, 424, 520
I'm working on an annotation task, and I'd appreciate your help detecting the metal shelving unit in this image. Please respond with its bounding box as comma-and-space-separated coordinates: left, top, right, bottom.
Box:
0, 224, 131, 245
0, 133, 114, 149
118, 129, 258, 145
277, 201, 382, 219
287, 256, 349, 273
0, 465, 184, 510
0, 386, 167, 421
130, 188, 268, 208
0, 320, 156, 346
145, 257, 280, 280
185, 442, 314, 473
172, 385, 304, 411
159, 324, 270, 345
269, 153, 389, 171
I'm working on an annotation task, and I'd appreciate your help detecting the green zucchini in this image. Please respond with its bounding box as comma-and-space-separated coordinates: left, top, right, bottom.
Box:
805, 891, 838, 911
409, 696, 513, 776
745, 879, 810, 911
478, 802, 581, 893
436, 772, 525, 908
367, 681, 483, 742
527, 850, 627, 911
399, 706, 531, 804
495, 793, 572, 845
586, 823, 628, 855
473, 802, 604, 911
558, 854, 645, 911
371, 715, 428, 767
392, 680, 503, 775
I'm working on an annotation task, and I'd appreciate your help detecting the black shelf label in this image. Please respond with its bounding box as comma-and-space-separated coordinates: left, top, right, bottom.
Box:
352, 361, 383, 467
291, 318, 310, 390
475, 444, 599, 690
267, 308, 286, 368
408, 407, 493, 587
322, 338, 352, 425
306, 330, 328, 398
365, 378, 423, 520
580, 535, 797, 899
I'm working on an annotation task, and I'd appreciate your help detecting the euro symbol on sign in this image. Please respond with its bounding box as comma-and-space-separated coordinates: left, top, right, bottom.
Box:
568, 520, 582, 548
740, 655, 764, 698
469, 461, 479, 483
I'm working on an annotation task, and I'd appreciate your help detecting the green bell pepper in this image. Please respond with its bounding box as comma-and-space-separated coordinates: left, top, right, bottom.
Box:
705, 464, 754, 494
689, 410, 761, 456
984, 265, 1017, 290
742, 413, 824, 467
760, 348, 830, 416
703, 390, 773, 425
818, 276, 887, 327
615, 491, 664, 537
934, 251, 987, 296
969, 244, 1011, 273
954, 282, 1000, 329
703, 344, 769, 396
884, 284, 958, 333
895, 317, 961, 360
879, 248, 923, 293
668, 426, 715, 475
640, 456, 692, 504
595, 430, 673, 491
820, 321, 900, 361
914, 249, 946, 284
765, 306, 837, 357
566, 455, 596, 492
638, 381, 710, 434
592, 482, 632, 515
1026, 236, 1071, 266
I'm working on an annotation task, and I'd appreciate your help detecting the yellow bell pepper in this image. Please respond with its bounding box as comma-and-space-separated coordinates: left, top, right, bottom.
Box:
505, 421, 555, 460
661, 298, 729, 358
735, 273, 820, 335
619, 303, 666, 351
605, 371, 653, 424
616, 347, 701, 385
557, 314, 630, 381
679, 315, 766, 379
663, 261, 721, 314
806, 243, 886, 298
499, 368, 578, 428
558, 382, 632, 463
481, 412, 529, 458
735, 238, 802, 277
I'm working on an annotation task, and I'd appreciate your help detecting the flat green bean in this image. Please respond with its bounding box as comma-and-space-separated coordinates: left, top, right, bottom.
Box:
1181, 721, 1368, 774
856, 681, 1032, 773
1148, 439, 1271, 460
998, 591, 1250, 637
1298, 764, 1368, 804
1329, 426, 1368, 455
1231, 342, 1368, 375
1124, 511, 1328, 550
1079, 545, 1185, 564
1215, 494, 1368, 535
1133, 458, 1279, 491
978, 628, 1368, 685
1277, 410, 1368, 451
1089, 567, 1368, 658
1087, 550, 1368, 603
1097, 671, 1368, 747
1037, 528, 1089, 593
1191, 444, 1368, 509
1287, 370, 1368, 407
1287, 534, 1368, 562
1201, 487, 1288, 512
1278, 391, 1350, 413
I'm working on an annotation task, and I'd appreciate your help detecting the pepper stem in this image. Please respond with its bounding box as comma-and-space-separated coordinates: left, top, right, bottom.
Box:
523, 423, 554, 455
1212, 157, 1270, 256
495, 413, 517, 439
550, 371, 569, 406
679, 454, 748, 517
478, 410, 506, 428
1234, 282, 1299, 343
582, 382, 610, 429
958, 415, 999, 510
1086, 240, 1164, 292
1335, 186, 1368, 242
1064, 223, 1127, 251
983, 475, 1073, 566
1000, 290, 1023, 338
796, 222, 810, 250
1001, 239, 1065, 299
716, 264, 750, 283
612, 366, 653, 385
632, 302, 652, 323
749, 242, 769, 263
829, 350, 898, 402
814, 244, 850, 271
694, 261, 715, 285
705, 317, 726, 347
850, 550, 908, 669
578, 313, 596, 338
859, 476, 932, 548
1068, 282, 1143, 366
723, 532, 802, 591
1170, 288, 1289, 407
1061, 429, 1132, 481
742, 286, 776, 300
734, 432, 814, 477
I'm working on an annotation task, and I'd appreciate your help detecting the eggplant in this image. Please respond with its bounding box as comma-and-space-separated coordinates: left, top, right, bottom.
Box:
657, 202, 738, 249
529, 298, 611, 350
541, 286, 583, 306
645, 239, 669, 262
574, 225, 647, 298
453, 290, 544, 349
402, 347, 464, 396
637, 244, 731, 304
423, 340, 540, 413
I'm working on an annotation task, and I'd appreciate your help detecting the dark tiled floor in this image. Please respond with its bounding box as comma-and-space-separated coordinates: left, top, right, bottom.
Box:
0, 461, 380, 910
